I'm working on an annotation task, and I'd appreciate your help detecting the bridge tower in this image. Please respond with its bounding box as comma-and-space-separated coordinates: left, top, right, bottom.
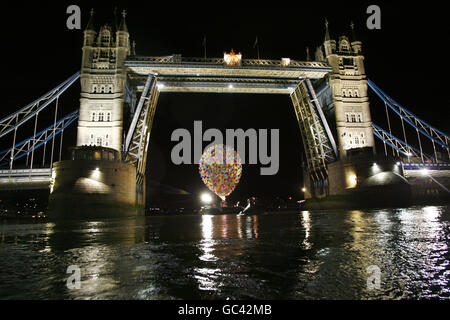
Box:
323, 20, 375, 159
48, 10, 140, 217
77, 9, 130, 154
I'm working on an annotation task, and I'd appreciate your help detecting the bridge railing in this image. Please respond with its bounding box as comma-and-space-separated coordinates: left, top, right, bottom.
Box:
128, 55, 330, 68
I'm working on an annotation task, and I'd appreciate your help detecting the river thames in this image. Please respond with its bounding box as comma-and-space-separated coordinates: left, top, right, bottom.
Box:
0, 205, 449, 300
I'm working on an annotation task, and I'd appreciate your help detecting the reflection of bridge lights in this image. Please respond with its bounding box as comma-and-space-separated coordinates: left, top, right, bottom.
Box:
201, 193, 213, 204
228, 84, 233, 89
157, 83, 165, 90
421, 168, 429, 176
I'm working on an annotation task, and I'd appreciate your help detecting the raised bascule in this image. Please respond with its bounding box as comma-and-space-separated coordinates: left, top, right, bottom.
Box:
0, 10, 449, 216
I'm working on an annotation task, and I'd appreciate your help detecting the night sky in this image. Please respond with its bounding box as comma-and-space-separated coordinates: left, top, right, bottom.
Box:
1, 1, 448, 205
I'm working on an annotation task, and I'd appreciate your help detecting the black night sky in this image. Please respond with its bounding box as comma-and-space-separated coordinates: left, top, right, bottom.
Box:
1, 1, 448, 206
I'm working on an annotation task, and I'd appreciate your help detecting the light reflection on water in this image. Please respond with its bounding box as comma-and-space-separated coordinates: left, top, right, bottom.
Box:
0, 205, 449, 299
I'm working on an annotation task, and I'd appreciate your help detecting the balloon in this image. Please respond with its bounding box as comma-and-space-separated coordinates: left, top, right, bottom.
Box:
199, 144, 242, 201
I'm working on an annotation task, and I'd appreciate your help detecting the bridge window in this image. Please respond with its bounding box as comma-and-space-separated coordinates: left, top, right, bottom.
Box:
357, 114, 362, 122
106, 112, 111, 122
346, 114, 350, 122
355, 137, 359, 145
97, 137, 103, 146
99, 112, 104, 121
91, 112, 96, 121
351, 114, 356, 122
354, 90, 359, 97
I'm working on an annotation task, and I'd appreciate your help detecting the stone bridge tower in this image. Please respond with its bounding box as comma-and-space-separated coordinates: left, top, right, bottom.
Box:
77, 9, 130, 155
323, 20, 375, 159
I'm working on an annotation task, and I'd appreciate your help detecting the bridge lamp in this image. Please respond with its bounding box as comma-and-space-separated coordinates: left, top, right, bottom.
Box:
201, 193, 213, 204
281, 58, 291, 67
228, 84, 233, 89
301, 187, 306, 193
420, 168, 429, 176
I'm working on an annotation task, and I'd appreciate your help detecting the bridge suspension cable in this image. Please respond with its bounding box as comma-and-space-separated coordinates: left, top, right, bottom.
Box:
0, 72, 80, 139
368, 79, 450, 161
372, 124, 433, 161
0, 110, 79, 167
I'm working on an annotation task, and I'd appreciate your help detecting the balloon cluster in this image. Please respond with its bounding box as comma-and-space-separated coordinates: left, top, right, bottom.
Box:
199, 144, 242, 201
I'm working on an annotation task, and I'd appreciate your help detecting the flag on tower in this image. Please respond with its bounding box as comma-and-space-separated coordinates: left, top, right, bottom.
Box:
253, 36, 260, 59
202, 35, 207, 60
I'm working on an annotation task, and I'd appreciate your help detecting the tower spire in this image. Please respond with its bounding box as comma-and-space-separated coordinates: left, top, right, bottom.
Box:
85, 8, 95, 31
113, 6, 119, 31
118, 9, 128, 32
324, 18, 330, 41
350, 21, 357, 42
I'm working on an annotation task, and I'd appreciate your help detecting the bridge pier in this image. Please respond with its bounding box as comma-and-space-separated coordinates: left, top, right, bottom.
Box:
305, 148, 412, 209
47, 146, 143, 218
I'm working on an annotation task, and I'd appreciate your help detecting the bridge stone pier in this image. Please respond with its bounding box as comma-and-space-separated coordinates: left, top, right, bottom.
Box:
44, 11, 448, 217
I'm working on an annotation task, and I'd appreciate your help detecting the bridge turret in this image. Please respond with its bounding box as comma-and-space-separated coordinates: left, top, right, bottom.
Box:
323, 21, 375, 159
323, 19, 337, 57
115, 10, 130, 67
77, 9, 132, 155
82, 9, 96, 68
350, 22, 362, 54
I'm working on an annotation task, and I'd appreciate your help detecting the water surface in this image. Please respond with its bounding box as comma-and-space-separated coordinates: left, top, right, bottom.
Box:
0, 206, 449, 299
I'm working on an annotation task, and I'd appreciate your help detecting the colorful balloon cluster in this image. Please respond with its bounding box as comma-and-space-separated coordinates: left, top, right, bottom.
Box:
199, 144, 242, 201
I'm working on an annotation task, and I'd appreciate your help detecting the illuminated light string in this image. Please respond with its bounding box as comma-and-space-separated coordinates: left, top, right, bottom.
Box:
199, 144, 242, 201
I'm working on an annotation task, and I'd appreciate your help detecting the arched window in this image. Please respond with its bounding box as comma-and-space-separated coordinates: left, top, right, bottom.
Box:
106, 113, 111, 122
91, 112, 96, 122
355, 137, 359, 144
357, 114, 362, 122
351, 114, 356, 122
99, 113, 104, 122
354, 90, 359, 97
97, 137, 103, 146
346, 114, 350, 122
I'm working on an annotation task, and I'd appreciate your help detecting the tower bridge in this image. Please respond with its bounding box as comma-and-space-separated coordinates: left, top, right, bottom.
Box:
0, 10, 448, 216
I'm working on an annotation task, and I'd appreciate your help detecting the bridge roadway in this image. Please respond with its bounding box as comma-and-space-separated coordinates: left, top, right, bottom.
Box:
125, 56, 332, 94
1, 163, 449, 197
0, 168, 51, 191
